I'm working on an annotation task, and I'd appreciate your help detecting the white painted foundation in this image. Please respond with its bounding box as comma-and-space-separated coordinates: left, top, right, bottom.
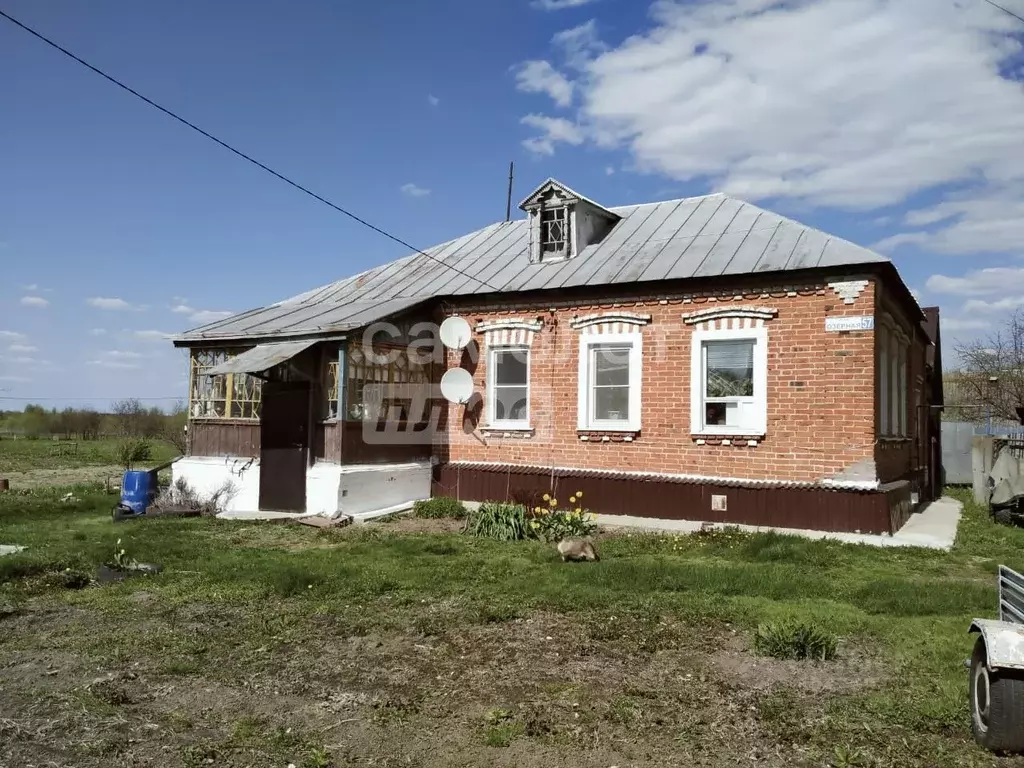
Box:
171, 457, 432, 519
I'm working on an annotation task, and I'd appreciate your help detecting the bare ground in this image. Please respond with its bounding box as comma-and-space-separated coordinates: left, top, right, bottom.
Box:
1, 465, 126, 490
0, 598, 880, 768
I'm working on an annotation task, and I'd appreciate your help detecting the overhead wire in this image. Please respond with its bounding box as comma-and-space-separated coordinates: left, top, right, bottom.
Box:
0, 8, 507, 294
979, 0, 1024, 25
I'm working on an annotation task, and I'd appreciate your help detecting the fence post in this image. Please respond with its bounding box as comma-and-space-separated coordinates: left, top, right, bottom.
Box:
973, 436, 995, 506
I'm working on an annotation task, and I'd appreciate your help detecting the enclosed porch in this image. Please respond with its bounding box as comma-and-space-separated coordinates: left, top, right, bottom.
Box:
173, 329, 441, 520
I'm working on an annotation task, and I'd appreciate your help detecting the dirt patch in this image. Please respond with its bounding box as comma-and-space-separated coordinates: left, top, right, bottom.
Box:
2, 465, 124, 490
707, 632, 882, 695
0, 601, 887, 767
367, 516, 466, 534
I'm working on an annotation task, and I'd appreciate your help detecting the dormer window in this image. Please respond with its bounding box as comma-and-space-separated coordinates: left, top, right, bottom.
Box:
519, 178, 621, 265
540, 205, 568, 256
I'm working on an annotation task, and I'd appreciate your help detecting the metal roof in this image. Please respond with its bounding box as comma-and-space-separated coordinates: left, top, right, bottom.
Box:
207, 339, 318, 375
175, 189, 890, 343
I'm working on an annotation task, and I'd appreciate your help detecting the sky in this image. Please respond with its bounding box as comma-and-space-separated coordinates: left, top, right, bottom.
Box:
1, 0, 1023, 411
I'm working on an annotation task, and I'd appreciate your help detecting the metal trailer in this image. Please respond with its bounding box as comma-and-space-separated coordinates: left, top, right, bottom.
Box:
969, 565, 1024, 752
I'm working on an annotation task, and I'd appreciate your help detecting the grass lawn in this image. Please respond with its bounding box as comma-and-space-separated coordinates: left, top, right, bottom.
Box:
2, 486, 1024, 767
0, 437, 179, 487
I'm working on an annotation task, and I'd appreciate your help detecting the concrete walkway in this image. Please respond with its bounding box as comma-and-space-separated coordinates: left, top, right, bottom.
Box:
593, 496, 963, 551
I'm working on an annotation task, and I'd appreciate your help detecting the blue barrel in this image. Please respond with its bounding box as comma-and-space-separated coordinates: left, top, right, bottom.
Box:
121, 470, 157, 515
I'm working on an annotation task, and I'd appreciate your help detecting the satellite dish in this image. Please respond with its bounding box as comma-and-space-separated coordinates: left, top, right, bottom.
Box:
439, 316, 472, 350
440, 368, 474, 404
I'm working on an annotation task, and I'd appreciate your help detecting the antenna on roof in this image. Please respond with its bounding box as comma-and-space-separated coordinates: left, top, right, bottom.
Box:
505, 161, 514, 222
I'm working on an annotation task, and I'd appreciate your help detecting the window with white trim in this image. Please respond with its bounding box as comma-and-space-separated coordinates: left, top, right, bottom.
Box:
577, 333, 642, 431
690, 325, 768, 435
487, 346, 530, 428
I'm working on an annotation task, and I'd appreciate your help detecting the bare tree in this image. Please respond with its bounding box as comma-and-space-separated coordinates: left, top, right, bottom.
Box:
162, 400, 188, 454
952, 310, 1024, 424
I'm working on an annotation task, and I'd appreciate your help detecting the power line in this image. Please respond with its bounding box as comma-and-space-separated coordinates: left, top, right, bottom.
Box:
0, 8, 505, 294
980, 0, 1024, 25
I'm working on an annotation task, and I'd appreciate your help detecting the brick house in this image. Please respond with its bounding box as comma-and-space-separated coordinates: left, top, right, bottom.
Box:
171, 179, 941, 534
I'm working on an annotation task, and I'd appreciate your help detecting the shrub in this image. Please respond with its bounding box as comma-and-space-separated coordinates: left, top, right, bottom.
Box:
116, 439, 152, 470
413, 496, 467, 519
528, 491, 596, 542
753, 620, 838, 661
463, 502, 529, 541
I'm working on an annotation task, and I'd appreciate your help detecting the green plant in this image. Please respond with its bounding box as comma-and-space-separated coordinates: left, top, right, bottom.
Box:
527, 490, 596, 542
463, 502, 528, 541
413, 496, 467, 519
112, 538, 137, 571
753, 620, 838, 661
116, 439, 152, 471
303, 746, 333, 768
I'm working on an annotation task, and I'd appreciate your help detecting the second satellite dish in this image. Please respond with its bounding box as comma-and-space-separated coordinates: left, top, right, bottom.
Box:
440, 368, 474, 404
439, 316, 472, 350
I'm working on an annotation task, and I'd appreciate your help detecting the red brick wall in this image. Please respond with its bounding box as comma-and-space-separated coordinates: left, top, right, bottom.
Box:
436, 277, 881, 484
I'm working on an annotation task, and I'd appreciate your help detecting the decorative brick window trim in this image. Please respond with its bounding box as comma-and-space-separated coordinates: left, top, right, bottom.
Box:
480, 427, 536, 439
569, 311, 652, 333
475, 318, 543, 346
680, 306, 778, 325
692, 434, 762, 447
577, 430, 640, 443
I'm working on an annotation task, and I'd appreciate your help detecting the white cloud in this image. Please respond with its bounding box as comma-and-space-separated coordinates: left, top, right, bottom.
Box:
88, 297, 141, 310
0, 331, 26, 341
605, 166, 615, 175
20, 296, 48, 308
400, 183, 431, 198
100, 350, 144, 359
88, 328, 107, 336
428, 94, 440, 106
8, 343, 36, 353
87, 358, 142, 370
21, 283, 38, 291
8, 356, 57, 369
926, 268, 1024, 297
133, 330, 173, 341
531, 0, 597, 9
0, 375, 32, 383
513, 60, 574, 107
521, 114, 585, 155
941, 318, 991, 333
518, 0, 1024, 253
172, 304, 233, 324
552, 19, 606, 69
963, 297, 1024, 313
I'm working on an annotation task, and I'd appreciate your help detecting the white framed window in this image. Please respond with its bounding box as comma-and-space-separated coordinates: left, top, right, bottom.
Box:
486, 346, 530, 428
540, 205, 568, 254
577, 332, 642, 431
690, 325, 768, 436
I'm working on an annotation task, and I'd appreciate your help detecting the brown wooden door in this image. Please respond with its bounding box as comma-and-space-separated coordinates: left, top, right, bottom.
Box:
259, 381, 310, 512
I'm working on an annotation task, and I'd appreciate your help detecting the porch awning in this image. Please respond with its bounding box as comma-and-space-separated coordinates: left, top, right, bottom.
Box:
207, 339, 318, 376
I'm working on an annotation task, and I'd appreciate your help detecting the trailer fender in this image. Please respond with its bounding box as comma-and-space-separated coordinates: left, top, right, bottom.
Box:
970, 619, 1024, 672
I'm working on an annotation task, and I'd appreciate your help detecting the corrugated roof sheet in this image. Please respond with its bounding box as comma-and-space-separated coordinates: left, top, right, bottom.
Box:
207, 339, 318, 375
175, 190, 890, 343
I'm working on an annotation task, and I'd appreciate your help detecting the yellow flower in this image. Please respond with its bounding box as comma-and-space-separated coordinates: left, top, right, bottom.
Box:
569, 495, 577, 504
576, 491, 583, 498
543, 493, 550, 501
575, 507, 582, 514
530, 521, 539, 529
550, 499, 558, 507
534, 506, 542, 514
